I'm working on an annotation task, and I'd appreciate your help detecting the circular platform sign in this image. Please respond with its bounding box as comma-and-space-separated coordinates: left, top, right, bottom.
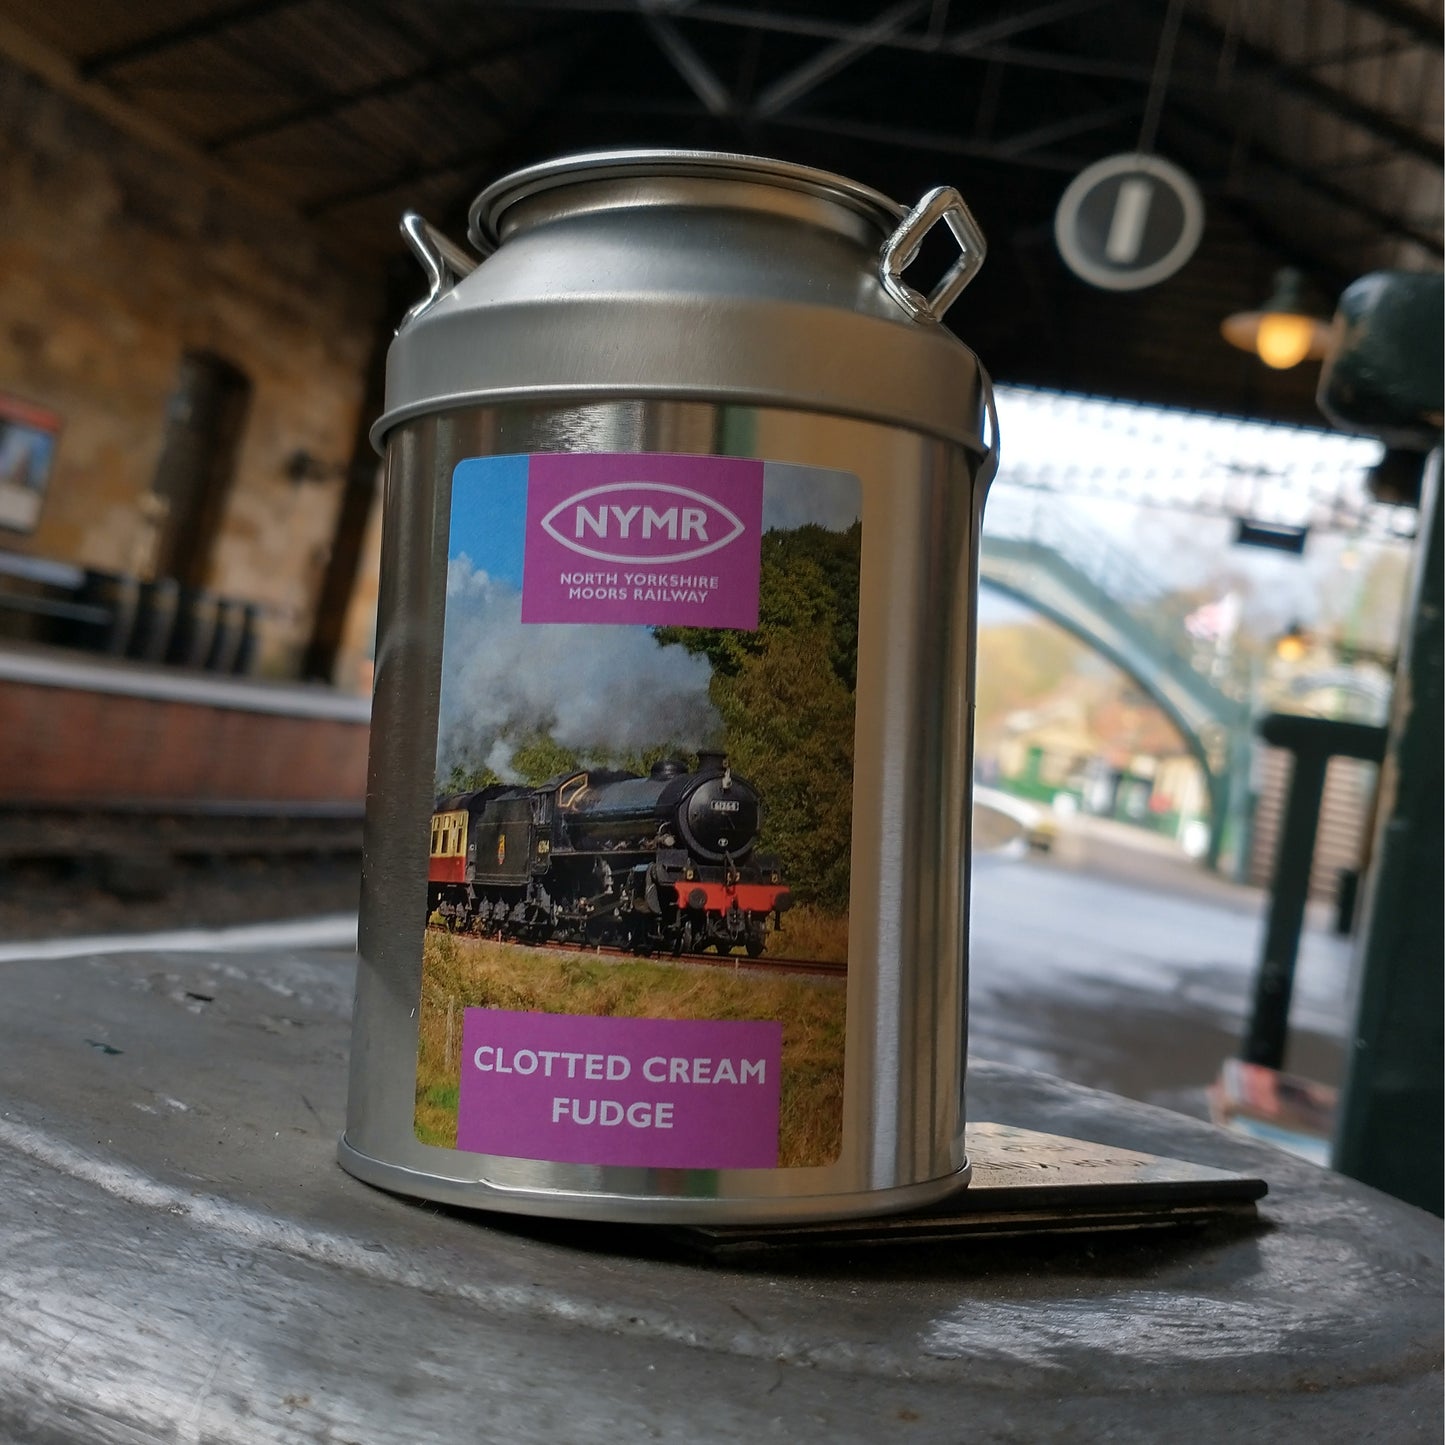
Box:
1054, 153, 1204, 291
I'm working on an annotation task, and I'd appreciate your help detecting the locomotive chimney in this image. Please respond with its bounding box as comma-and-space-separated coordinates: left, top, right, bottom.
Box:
695, 749, 727, 774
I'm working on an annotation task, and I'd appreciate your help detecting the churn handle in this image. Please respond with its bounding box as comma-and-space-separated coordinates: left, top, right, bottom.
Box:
879, 187, 987, 324
398, 212, 479, 331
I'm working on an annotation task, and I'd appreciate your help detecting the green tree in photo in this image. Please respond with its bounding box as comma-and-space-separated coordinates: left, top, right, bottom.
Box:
508, 732, 582, 786
438, 730, 709, 798
437, 728, 579, 796
440, 760, 501, 795
656, 523, 860, 911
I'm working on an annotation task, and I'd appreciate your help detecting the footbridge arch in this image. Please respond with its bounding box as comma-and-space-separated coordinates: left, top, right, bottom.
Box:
978, 494, 1252, 868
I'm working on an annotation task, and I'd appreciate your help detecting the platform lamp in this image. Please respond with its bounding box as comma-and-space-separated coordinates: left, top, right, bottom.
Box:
1221, 268, 1333, 370
1274, 621, 1309, 662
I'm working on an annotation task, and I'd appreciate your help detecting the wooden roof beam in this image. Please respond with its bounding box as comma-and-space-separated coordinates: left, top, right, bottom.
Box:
1171, 102, 1444, 258
207, 28, 567, 151
79, 0, 307, 78
1334, 0, 1444, 49
1177, 6, 1444, 168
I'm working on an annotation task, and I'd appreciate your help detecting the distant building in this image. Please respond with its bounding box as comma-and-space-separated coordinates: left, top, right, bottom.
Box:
991, 690, 1208, 846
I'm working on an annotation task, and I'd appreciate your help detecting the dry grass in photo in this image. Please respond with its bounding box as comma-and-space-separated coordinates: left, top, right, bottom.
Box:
773, 903, 849, 964
415, 930, 846, 1167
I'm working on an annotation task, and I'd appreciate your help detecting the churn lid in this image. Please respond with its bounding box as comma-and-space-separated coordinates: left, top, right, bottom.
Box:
373, 149, 991, 454
467, 149, 907, 254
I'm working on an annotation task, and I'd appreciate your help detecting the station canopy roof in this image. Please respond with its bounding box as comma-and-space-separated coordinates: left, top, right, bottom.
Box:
2, 0, 1440, 424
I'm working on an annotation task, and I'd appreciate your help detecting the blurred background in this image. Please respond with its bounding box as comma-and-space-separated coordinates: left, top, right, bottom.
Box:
0, 0, 1438, 1208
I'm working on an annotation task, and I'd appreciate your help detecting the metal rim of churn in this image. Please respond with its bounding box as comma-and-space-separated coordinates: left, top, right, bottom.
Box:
467, 148, 909, 254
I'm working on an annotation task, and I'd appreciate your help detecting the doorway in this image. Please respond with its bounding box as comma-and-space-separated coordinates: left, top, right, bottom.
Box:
148, 349, 251, 588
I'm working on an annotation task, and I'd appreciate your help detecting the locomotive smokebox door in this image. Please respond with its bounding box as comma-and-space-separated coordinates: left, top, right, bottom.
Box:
342, 151, 998, 1224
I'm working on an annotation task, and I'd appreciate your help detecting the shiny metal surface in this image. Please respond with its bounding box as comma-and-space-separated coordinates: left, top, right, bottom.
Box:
356, 150, 996, 1221
373, 153, 986, 452
348, 399, 981, 1222
466, 148, 906, 252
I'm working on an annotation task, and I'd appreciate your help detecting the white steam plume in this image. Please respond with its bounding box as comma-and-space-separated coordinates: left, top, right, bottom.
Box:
436, 557, 720, 781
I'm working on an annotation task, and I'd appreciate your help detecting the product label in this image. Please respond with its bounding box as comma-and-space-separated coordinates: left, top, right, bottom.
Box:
521, 453, 764, 629
415, 452, 859, 1171
458, 1011, 783, 1169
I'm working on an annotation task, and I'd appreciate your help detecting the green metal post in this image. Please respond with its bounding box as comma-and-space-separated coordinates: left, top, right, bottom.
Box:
1332, 463, 1443, 1214
1243, 714, 1386, 1070
1242, 752, 1327, 1069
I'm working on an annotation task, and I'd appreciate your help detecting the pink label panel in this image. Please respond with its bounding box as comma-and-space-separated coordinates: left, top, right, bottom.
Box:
520, 452, 763, 630
456, 1009, 783, 1169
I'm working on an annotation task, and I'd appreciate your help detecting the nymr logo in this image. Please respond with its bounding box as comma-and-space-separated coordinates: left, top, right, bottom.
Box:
539, 482, 747, 564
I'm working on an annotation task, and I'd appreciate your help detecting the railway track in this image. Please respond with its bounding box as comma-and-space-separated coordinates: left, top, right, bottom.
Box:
656, 948, 845, 977
0, 804, 364, 864
429, 928, 845, 977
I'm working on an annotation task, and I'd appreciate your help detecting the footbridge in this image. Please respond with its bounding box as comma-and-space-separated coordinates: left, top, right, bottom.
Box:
979, 491, 1252, 867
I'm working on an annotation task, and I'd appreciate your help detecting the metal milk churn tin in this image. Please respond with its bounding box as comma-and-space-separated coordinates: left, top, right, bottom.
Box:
340, 149, 999, 1224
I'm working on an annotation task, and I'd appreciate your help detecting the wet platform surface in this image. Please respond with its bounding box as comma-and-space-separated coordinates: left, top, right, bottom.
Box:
1, 941, 1439, 1442
969, 816, 1355, 1116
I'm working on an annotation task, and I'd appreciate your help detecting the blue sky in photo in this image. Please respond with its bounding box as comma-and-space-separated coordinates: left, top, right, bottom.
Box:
761, 463, 860, 532
448, 455, 528, 589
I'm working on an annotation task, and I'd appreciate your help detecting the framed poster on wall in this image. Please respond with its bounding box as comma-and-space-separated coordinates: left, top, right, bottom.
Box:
0, 394, 61, 533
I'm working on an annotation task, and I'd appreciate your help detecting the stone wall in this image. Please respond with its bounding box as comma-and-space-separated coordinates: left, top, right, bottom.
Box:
0, 53, 383, 679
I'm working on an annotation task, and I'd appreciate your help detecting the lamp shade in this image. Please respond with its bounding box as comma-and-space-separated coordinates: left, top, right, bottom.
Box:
1221, 268, 1332, 369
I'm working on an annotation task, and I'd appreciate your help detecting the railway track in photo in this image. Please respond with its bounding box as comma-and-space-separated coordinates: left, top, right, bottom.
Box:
426, 926, 845, 978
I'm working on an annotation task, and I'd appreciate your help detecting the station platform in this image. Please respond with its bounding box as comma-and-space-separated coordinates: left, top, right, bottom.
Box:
0, 642, 369, 809
1, 941, 1439, 1442
0, 643, 369, 938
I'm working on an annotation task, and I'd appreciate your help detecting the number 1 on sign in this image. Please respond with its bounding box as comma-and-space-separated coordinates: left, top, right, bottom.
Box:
1105, 178, 1154, 264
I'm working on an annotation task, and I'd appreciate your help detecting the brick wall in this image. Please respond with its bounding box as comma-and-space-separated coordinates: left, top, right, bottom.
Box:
0, 678, 369, 806
0, 53, 383, 680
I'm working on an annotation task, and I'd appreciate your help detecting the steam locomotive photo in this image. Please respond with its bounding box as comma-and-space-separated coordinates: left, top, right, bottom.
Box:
427, 751, 792, 957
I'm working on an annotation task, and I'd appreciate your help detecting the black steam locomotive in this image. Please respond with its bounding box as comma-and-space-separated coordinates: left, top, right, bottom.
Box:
427, 751, 792, 957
